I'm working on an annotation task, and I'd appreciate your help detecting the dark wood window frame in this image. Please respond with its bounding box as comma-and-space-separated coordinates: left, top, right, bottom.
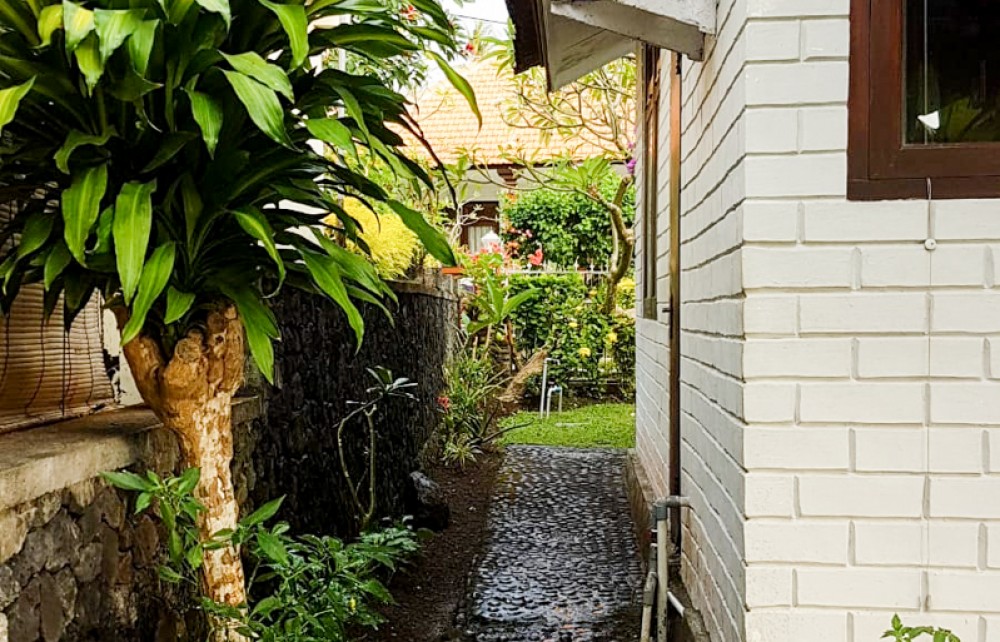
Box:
849, 0, 1000, 200
640, 45, 661, 319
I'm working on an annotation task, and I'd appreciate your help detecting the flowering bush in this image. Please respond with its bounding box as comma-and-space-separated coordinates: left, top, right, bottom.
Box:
508, 273, 635, 398
500, 173, 635, 268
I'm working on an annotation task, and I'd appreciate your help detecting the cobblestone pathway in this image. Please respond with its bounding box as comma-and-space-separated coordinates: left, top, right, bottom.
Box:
462, 446, 643, 641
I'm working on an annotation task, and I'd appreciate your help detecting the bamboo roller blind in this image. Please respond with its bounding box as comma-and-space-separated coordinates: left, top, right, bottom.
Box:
0, 202, 114, 434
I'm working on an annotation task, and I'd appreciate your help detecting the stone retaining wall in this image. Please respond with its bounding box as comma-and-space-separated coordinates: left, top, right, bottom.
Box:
247, 271, 459, 538
0, 401, 262, 642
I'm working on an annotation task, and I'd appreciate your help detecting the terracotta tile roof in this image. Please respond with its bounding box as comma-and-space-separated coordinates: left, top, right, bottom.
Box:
404, 58, 608, 167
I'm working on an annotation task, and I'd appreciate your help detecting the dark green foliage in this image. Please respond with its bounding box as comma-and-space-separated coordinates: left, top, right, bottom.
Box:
104, 468, 420, 642
500, 174, 635, 269
508, 273, 635, 397
0, 0, 466, 381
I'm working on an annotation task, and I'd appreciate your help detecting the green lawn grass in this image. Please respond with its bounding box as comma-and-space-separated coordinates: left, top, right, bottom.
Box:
500, 403, 637, 448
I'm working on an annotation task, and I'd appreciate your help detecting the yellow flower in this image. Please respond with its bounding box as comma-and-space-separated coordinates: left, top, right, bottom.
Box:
606, 332, 618, 344
578, 347, 592, 358
588, 289, 598, 297
349, 597, 357, 612
568, 321, 579, 329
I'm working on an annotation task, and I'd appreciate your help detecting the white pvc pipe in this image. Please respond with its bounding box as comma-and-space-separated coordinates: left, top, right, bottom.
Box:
657, 515, 669, 642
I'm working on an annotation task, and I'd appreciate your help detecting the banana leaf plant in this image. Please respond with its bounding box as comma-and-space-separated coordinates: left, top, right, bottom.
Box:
0, 0, 470, 616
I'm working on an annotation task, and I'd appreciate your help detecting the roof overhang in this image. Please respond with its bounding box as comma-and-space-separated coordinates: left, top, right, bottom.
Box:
505, 0, 715, 89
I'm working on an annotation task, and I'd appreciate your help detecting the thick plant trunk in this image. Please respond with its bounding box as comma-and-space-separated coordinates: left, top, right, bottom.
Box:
496, 348, 548, 416
116, 306, 248, 612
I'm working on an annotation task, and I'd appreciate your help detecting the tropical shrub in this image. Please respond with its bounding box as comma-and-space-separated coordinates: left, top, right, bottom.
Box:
104, 469, 419, 642
508, 273, 635, 398
339, 198, 420, 280
437, 350, 507, 467
0, 0, 467, 605
500, 172, 635, 269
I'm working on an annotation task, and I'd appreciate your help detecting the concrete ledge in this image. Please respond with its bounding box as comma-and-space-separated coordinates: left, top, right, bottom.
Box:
625, 449, 656, 569
0, 397, 263, 512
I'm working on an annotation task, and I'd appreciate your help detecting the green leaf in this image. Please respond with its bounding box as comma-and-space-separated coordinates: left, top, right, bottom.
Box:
185, 543, 204, 570
62, 163, 108, 264
301, 251, 364, 345
222, 285, 278, 383
143, 131, 196, 173
74, 35, 104, 90
17, 214, 54, 259
223, 70, 290, 147
164, 286, 195, 324
255, 530, 289, 566
177, 467, 201, 494
92, 206, 113, 255
108, 67, 162, 101
193, 0, 230, 27
186, 88, 223, 156
429, 52, 480, 127
121, 242, 176, 345
243, 497, 283, 527
387, 200, 456, 266
37, 5, 64, 47
0, 77, 35, 135
305, 118, 357, 162
44, 242, 72, 290
63, 0, 95, 52
220, 52, 292, 101
55, 128, 114, 174
128, 20, 158, 76
94, 9, 144, 62
257, 0, 307, 68
234, 208, 285, 290
101, 470, 153, 492
113, 180, 156, 304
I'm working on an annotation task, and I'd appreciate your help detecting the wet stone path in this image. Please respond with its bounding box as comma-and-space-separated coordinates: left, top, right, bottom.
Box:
462, 446, 643, 641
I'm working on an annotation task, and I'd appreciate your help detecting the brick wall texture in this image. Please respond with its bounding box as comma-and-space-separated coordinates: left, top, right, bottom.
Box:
635, 0, 1000, 640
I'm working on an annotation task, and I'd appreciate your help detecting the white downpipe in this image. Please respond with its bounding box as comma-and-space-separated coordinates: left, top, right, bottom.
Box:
656, 513, 669, 641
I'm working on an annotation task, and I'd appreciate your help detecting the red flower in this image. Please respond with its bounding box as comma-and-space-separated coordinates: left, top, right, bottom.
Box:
401, 4, 417, 20
528, 248, 544, 267
437, 396, 451, 411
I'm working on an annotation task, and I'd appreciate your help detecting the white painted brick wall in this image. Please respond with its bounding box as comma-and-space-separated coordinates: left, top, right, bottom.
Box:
635, 2, 1000, 639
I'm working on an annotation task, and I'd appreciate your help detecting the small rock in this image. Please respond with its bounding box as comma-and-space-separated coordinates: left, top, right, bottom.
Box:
133, 516, 159, 569
406, 471, 450, 531
0, 566, 20, 610
71, 544, 102, 584
99, 526, 121, 585
53, 569, 77, 621
29, 494, 61, 530
11, 529, 52, 586
0, 613, 8, 642
39, 574, 66, 642
44, 514, 80, 572
0, 509, 30, 566
7, 576, 40, 642
64, 479, 99, 515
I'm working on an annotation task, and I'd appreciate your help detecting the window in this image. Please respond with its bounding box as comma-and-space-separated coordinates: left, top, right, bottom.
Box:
640, 45, 661, 318
849, 0, 1000, 199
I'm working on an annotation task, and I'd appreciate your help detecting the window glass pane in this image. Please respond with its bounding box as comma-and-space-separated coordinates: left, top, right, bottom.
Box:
905, 0, 1000, 144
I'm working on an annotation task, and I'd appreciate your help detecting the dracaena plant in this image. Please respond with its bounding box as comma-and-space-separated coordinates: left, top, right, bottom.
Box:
0, 0, 469, 616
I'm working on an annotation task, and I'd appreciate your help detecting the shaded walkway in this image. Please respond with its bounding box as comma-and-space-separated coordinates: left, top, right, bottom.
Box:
463, 446, 643, 641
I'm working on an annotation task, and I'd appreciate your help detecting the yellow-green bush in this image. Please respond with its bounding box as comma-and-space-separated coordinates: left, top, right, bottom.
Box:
335, 199, 421, 279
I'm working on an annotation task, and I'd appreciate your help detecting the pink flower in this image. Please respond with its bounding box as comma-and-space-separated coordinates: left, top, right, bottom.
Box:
528, 248, 544, 267
437, 396, 451, 411
524, 230, 533, 239
626, 157, 637, 176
